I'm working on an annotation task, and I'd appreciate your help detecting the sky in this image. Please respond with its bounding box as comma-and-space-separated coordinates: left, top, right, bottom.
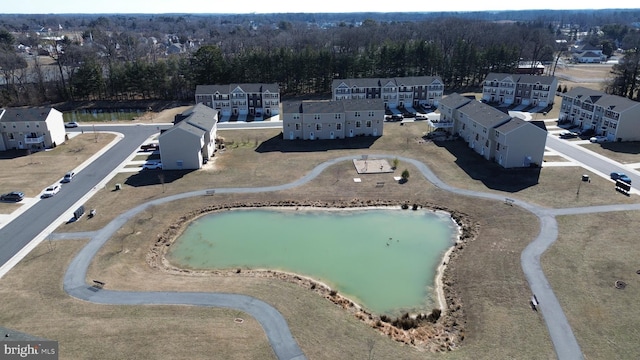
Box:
1, 0, 638, 14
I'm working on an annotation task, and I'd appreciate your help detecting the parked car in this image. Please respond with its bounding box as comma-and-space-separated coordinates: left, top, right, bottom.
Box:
142, 161, 163, 170
61, 171, 75, 183
589, 136, 607, 143
1, 191, 25, 202
140, 143, 159, 151
64, 121, 79, 128
42, 184, 61, 198
610, 172, 632, 184
415, 114, 428, 120
559, 131, 579, 139
387, 114, 403, 121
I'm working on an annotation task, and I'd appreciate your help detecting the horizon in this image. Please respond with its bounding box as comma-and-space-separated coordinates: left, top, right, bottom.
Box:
2, 0, 639, 15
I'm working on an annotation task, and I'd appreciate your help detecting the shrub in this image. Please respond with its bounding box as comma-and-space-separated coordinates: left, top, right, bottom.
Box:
400, 169, 410, 183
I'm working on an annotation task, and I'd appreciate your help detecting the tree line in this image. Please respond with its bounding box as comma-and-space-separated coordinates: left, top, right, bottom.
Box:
0, 12, 639, 106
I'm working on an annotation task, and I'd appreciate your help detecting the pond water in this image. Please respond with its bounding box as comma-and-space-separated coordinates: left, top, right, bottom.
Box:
166, 208, 458, 315
63, 109, 145, 122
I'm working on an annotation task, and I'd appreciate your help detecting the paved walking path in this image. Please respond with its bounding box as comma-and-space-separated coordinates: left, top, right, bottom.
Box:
58, 154, 640, 359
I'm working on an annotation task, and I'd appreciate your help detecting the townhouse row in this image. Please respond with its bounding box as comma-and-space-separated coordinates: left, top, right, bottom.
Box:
558, 86, 640, 142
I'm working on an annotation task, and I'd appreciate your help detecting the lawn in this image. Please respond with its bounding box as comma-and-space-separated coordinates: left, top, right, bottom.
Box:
1, 88, 639, 359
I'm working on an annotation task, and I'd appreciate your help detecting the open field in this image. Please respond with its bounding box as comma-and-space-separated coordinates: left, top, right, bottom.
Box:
2, 65, 640, 359
0, 133, 116, 214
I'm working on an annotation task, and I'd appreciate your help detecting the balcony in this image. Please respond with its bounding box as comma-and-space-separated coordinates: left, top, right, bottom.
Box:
24, 135, 45, 144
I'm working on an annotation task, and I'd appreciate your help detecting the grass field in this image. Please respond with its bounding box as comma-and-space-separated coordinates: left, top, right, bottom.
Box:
2, 64, 639, 359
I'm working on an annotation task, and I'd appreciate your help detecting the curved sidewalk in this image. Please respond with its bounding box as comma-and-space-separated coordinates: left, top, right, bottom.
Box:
61, 153, 640, 360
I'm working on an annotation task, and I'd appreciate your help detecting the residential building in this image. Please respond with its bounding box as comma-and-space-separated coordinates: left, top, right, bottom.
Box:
158, 103, 218, 170
482, 73, 558, 107
571, 44, 606, 63
332, 76, 444, 109
195, 83, 280, 120
283, 99, 384, 140
558, 87, 640, 141
441, 93, 547, 168
0, 107, 66, 152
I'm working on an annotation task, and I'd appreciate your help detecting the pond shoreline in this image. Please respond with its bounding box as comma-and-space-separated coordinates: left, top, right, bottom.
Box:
147, 199, 478, 352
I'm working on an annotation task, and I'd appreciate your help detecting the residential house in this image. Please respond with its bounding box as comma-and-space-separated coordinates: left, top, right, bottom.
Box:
572, 44, 606, 63
332, 76, 444, 109
441, 93, 547, 168
439, 93, 473, 135
282, 99, 385, 140
558, 87, 640, 141
482, 73, 558, 107
158, 103, 218, 170
195, 83, 280, 120
0, 107, 66, 152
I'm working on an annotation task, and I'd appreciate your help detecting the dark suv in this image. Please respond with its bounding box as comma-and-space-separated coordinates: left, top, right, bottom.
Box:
1, 191, 25, 202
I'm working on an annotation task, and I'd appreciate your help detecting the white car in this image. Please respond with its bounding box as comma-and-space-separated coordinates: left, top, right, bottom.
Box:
589, 136, 607, 143
42, 184, 61, 198
142, 161, 163, 170
64, 122, 79, 128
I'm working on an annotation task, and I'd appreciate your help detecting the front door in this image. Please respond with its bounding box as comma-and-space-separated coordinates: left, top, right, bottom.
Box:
289, 131, 294, 140
330, 131, 334, 139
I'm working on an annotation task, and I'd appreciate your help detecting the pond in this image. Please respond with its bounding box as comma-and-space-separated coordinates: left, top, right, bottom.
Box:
166, 208, 458, 315
63, 109, 146, 122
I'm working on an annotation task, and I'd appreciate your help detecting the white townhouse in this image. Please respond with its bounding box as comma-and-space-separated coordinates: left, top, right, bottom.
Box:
332, 76, 444, 109
282, 99, 385, 140
441, 93, 547, 168
0, 107, 66, 152
482, 73, 558, 107
195, 83, 280, 120
158, 103, 218, 170
558, 87, 640, 142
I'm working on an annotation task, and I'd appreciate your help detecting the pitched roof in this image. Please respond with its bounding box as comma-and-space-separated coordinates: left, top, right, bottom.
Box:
333, 76, 444, 89
0, 108, 55, 123
459, 101, 511, 128
439, 93, 472, 109
485, 73, 556, 85
284, 99, 384, 114
195, 83, 279, 95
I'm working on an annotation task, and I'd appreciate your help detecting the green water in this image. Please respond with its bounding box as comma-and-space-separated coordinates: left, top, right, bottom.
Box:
63, 109, 145, 122
167, 208, 457, 314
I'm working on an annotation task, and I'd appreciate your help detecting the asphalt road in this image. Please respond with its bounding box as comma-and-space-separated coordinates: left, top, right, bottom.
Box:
546, 135, 640, 186
0, 124, 164, 269
3, 121, 638, 360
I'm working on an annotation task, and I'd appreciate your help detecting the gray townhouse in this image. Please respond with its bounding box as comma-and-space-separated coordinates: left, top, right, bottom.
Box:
195, 83, 280, 120
332, 76, 444, 110
158, 103, 218, 170
283, 99, 385, 140
482, 73, 557, 108
440, 93, 547, 168
559, 86, 640, 142
0, 107, 66, 152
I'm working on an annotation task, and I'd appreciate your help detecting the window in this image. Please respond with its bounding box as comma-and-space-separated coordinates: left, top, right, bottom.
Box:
316, 124, 322, 131
496, 143, 500, 151
475, 133, 479, 141
8, 133, 14, 140
355, 112, 361, 117
356, 121, 362, 128
314, 114, 320, 120
366, 120, 372, 128
462, 123, 466, 130
336, 123, 342, 130
295, 124, 300, 131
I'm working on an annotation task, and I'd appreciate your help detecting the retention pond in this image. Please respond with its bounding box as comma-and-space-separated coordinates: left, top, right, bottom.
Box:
167, 208, 458, 315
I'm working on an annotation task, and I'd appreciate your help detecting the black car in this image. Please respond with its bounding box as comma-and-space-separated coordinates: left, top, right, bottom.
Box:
1, 191, 25, 202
